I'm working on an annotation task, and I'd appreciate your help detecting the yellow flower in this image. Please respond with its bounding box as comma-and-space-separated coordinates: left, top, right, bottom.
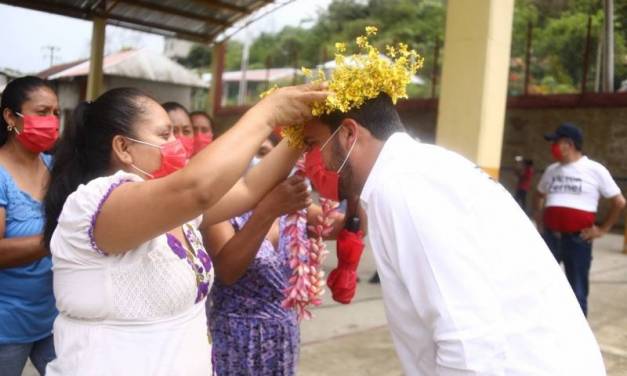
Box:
280, 124, 305, 149
259, 26, 424, 148
301, 67, 312, 77
386, 45, 397, 58
355, 36, 369, 48
259, 85, 278, 99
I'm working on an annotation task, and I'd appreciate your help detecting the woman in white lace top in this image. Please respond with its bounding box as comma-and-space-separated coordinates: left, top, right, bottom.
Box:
41, 85, 325, 375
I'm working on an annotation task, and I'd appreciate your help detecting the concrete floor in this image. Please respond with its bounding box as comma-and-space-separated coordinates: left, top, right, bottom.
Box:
23, 234, 627, 375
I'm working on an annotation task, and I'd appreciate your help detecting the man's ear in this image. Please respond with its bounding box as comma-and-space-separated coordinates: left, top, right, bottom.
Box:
340, 118, 371, 146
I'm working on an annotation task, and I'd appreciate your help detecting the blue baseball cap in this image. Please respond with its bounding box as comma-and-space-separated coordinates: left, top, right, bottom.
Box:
544, 123, 583, 149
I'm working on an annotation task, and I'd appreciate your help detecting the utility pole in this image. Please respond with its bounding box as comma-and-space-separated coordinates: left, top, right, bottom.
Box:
602, 0, 614, 92
42, 45, 61, 67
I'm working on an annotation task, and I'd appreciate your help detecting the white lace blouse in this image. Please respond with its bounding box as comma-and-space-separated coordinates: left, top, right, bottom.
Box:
46, 171, 213, 376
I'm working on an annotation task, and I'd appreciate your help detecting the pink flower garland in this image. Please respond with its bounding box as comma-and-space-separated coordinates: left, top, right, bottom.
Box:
282, 191, 338, 321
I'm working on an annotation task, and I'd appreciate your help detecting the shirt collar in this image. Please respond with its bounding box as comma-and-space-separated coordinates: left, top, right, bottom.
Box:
360, 132, 409, 205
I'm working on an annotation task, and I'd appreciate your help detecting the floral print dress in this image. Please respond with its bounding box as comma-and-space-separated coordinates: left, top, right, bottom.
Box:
207, 212, 306, 375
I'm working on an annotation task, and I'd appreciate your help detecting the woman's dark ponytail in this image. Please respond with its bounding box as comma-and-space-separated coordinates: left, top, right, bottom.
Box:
43, 88, 152, 250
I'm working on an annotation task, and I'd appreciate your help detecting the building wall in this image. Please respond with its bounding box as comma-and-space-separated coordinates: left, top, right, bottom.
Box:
164, 38, 194, 60
0, 73, 8, 93
51, 76, 200, 129
105, 76, 195, 109
397, 105, 627, 227
48, 79, 82, 131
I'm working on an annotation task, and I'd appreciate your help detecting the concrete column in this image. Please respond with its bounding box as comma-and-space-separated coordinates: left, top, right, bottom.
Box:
86, 17, 106, 101
208, 42, 226, 117
623, 214, 627, 254
435, 0, 515, 179
602, 0, 614, 93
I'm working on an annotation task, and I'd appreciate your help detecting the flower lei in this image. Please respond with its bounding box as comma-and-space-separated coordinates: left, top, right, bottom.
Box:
281, 167, 338, 320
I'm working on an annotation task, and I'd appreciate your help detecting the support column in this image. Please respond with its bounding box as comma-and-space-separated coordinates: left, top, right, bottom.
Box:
623, 214, 627, 254
601, 0, 614, 93
435, 0, 515, 179
208, 42, 226, 117
86, 17, 106, 101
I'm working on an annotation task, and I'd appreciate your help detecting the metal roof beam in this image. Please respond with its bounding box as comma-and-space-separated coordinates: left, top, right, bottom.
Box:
192, 0, 248, 14
106, 13, 212, 42
117, 0, 229, 26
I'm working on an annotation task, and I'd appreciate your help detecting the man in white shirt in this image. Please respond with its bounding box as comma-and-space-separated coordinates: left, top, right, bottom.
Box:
303, 94, 606, 375
534, 123, 625, 316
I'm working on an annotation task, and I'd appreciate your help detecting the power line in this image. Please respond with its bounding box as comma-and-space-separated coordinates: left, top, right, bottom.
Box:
42, 45, 61, 67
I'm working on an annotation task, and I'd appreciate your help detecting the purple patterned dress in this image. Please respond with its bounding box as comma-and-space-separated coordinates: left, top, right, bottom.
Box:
207, 212, 304, 375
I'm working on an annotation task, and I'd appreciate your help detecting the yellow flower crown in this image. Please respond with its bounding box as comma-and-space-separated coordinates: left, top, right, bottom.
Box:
262, 26, 424, 148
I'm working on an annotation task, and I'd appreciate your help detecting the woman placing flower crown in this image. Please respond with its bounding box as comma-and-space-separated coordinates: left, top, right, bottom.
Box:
43, 84, 326, 375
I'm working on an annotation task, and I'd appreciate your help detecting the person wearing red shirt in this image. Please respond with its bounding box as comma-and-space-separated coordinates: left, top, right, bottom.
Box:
514, 157, 534, 213
534, 123, 626, 316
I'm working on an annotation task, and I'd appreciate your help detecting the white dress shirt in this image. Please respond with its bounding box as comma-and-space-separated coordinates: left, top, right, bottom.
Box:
360, 133, 605, 375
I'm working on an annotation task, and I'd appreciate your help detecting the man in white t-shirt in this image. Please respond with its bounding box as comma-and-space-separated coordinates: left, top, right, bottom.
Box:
534, 123, 625, 316
302, 94, 606, 375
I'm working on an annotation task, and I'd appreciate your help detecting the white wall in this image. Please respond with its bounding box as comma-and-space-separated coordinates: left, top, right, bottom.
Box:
54, 80, 81, 131
106, 76, 194, 108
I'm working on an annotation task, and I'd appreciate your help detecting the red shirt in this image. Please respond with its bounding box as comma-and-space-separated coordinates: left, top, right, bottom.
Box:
517, 166, 533, 191
544, 206, 595, 233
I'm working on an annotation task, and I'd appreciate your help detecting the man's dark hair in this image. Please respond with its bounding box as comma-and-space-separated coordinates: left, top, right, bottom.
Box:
319, 93, 405, 140
162, 101, 189, 115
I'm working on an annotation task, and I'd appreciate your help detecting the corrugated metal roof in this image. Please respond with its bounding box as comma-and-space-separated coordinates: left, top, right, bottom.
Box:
39, 49, 206, 88
1, 0, 276, 43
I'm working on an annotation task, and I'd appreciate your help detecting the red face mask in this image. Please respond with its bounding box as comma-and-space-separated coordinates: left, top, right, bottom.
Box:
305, 146, 340, 201
304, 126, 357, 202
193, 133, 213, 155
176, 135, 194, 158
15, 113, 59, 153
551, 143, 563, 161
126, 137, 188, 179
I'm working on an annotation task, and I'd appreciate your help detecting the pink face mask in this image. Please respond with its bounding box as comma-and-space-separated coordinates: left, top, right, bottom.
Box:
126, 137, 188, 179
176, 135, 194, 158
304, 126, 357, 202
14, 112, 59, 153
193, 132, 213, 155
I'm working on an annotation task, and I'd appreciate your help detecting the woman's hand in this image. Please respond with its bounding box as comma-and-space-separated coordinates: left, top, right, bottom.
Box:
253, 83, 328, 129
203, 175, 310, 285
256, 176, 312, 218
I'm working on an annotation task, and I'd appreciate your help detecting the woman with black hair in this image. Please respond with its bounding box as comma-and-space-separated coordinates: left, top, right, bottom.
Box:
162, 102, 194, 158
43, 84, 325, 375
0, 76, 59, 375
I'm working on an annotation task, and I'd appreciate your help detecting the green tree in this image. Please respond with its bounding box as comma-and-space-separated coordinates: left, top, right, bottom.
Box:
177, 0, 627, 94
177, 44, 212, 69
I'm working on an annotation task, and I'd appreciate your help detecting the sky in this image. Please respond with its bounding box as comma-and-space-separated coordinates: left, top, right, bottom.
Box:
0, 0, 332, 74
